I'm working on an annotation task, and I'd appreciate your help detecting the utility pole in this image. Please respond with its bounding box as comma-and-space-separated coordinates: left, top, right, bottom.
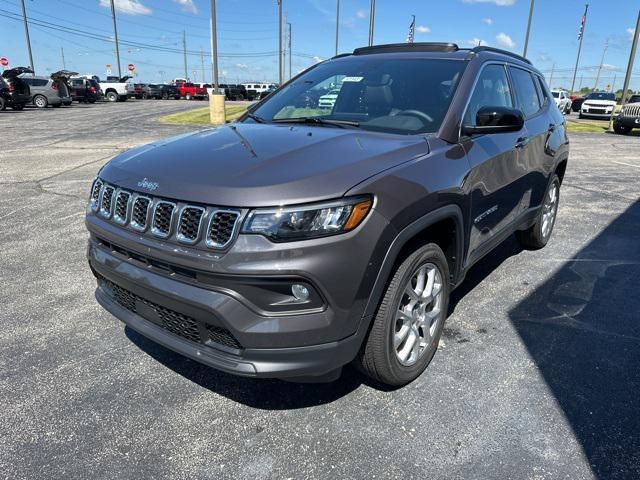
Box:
578, 74, 583, 91
210, 0, 219, 92
570, 3, 588, 94
288, 22, 292, 80
593, 39, 608, 90
61, 47, 66, 70
335, 0, 340, 56
200, 48, 205, 83
620, 9, 640, 106
109, 0, 122, 78
611, 74, 616, 92
283, 12, 287, 83
20, 0, 35, 72
278, 0, 283, 85
523, 0, 535, 58
368, 0, 375, 46
183, 31, 188, 80
549, 63, 555, 88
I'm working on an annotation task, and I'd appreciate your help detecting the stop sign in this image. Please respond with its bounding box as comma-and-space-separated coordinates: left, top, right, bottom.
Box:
127, 63, 135, 72
0, 57, 8, 67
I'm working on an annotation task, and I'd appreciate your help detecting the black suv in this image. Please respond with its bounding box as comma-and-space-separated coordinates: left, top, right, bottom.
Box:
0, 67, 32, 111
86, 43, 568, 386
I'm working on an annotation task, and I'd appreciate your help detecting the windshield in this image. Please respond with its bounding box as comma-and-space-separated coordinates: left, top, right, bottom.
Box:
249, 57, 467, 134
587, 92, 615, 101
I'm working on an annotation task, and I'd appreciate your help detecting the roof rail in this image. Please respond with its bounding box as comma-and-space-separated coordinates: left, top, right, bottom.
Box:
469, 46, 532, 65
330, 53, 352, 60
353, 42, 459, 55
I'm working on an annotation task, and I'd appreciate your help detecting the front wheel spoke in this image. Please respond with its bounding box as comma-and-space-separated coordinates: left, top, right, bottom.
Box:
411, 327, 422, 358
398, 329, 417, 362
394, 324, 411, 348
405, 285, 420, 302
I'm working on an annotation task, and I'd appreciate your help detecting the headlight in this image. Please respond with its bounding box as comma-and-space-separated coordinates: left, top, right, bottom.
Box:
242, 196, 373, 241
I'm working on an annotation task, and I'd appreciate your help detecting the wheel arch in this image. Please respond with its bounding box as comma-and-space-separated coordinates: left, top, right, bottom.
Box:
363, 204, 465, 318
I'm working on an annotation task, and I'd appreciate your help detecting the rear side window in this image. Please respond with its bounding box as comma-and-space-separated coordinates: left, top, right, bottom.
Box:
464, 64, 513, 126
534, 76, 548, 106
509, 67, 541, 117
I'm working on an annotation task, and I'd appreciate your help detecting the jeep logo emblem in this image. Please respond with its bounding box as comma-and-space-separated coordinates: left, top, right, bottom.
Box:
137, 178, 159, 191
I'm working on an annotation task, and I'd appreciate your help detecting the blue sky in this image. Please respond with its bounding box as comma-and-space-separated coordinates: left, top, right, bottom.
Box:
0, 0, 638, 90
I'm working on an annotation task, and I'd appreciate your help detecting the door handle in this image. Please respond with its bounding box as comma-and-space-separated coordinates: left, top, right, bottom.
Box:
548, 124, 556, 133
515, 136, 529, 149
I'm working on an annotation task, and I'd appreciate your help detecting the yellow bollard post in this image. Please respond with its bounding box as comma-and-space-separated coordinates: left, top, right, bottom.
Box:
208, 91, 226, 125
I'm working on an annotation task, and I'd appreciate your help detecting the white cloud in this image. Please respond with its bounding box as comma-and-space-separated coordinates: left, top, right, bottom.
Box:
495, 32, 516, 49
173, 0, 197, 14
601, 63, 618, 71
628, 28, 636, 42
356, 9, 368, 19
312, 56, 323, 63
99, 0, 151, 15
235, 63, 248, 70
463, 0, 515, 5
467, 38, 489, 46
481, 17, 493, 25
416, 25, 431, 34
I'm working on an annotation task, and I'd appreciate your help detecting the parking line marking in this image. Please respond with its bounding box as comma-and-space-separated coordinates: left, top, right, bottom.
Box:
612, 160, 640, 168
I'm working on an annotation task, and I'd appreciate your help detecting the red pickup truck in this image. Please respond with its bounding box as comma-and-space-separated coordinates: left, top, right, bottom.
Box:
176, 81, 207, 100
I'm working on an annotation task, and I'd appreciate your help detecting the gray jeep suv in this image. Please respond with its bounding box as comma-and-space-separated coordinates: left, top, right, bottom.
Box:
86, 43, 569, 386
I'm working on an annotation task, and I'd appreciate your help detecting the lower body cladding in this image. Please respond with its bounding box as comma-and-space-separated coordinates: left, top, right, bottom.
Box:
86, 210, 390, 380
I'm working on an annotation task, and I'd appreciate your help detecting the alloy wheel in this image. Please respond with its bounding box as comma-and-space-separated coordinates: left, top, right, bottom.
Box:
394, 262, 444, 366
541, 182, 558, 239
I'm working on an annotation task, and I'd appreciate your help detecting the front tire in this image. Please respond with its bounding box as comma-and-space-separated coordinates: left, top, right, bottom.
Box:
11, 103, 24, 111
0, 97, 5, 111
517, 174, 560, 250
613, 124, 631, 135
356, 243, 450, 387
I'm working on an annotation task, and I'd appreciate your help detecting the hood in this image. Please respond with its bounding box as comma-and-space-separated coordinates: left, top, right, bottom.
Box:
99, 123, 429, 207
583, 99, 616, 106
2, 67, 33, 78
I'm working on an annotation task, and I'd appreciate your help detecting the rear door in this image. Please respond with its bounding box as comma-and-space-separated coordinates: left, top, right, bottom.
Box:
507, 66, 558, 213
461, 63, 529, 260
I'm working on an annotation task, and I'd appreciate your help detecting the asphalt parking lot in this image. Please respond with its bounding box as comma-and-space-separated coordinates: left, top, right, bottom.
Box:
1, 101, 639, 480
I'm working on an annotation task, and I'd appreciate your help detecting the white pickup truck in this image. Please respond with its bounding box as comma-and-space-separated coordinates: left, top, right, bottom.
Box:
97, 75, 135, 102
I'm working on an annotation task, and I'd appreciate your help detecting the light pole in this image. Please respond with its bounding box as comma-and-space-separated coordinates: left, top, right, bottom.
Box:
209, 0, 224, 124
570, 3, 589, 94
20, 0, 35, 72
368, 0, 375, 46
335, 0, 340, 56
288, 22, 292, 80
620, 9, 640, 106
523, 0, 535, 58
278, 0, 283, 85
182, 31, 188, 80
109, 0, 122, 78
593, 39, 608, 90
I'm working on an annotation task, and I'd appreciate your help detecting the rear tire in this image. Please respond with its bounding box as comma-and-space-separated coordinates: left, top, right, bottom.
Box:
11, 104, 24, 111
185, 93, 192, 100
33, 95, 48, 108
0, 97, 5, 111
356, 243, 450, 387
517, 174, 560, 250
106, 91, 118, 102
52, 103, 62, 108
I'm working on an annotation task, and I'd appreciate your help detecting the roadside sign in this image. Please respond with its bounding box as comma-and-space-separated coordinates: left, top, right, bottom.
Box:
0, 57, 8, 67
128, 63, 135, 72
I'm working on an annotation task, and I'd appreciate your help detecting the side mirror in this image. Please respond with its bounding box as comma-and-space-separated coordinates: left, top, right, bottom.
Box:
462, 106, 524, 135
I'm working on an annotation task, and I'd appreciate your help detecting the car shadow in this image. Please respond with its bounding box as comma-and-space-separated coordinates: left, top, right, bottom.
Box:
508, 200, 640, 479
125, 326, 374, 409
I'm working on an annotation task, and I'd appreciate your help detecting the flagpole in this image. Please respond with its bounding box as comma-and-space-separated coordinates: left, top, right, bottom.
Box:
570, 3, 589, 94
406, 15, 415, 43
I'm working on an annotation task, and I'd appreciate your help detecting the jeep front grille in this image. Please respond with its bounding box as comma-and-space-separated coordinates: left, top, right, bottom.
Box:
177, 206, 205, 244
113, 191, 130, 224
151, 201, 176, 238
623, 105, 640, 117
90, 180, 242, 250
206, 211, 240, 248
100, 185, 115, 217
131, 196, 151, 231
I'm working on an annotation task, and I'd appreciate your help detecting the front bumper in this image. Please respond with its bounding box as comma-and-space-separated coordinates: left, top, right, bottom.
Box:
86, 207, 391, 378
580, 107, 614, 118
614, 116, 640, 128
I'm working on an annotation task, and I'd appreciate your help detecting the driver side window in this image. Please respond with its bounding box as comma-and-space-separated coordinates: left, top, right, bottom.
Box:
464, 64, 513, 127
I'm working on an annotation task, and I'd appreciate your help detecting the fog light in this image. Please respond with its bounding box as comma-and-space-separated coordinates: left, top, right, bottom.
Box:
291, 284, 310, 301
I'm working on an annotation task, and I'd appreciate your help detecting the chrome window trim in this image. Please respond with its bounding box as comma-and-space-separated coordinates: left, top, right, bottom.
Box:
151, 200, 177, 238
130, 195, 152, 232
112, 189, 132, 225
205, 209, 241, 249
99, 184, 115, 218
176, 205, 206, 245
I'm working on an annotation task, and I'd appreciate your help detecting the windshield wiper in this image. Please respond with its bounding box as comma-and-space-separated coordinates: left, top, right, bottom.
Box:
245, 112, 266, 123
271, 117, 360, 128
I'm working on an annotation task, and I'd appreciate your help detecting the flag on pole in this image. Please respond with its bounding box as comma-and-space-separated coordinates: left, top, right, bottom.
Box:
406, 15, 415, 44
577, 4, 588, 40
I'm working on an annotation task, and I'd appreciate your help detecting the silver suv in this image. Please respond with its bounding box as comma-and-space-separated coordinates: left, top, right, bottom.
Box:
19, 70, 75, 108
